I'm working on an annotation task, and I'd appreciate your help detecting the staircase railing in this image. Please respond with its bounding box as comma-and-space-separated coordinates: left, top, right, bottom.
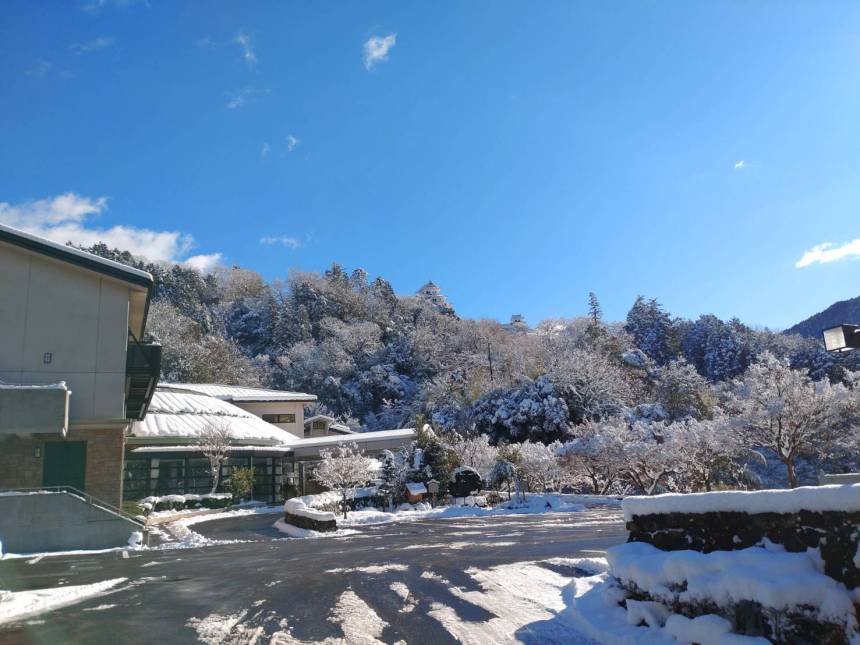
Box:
0, 486, 146, 528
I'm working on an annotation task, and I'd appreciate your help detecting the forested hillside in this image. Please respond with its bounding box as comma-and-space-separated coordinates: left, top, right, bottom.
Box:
787, 295, 860, 338
78, 243, 860, 489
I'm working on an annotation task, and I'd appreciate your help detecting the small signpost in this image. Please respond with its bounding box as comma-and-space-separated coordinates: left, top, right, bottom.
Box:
427, 479, 439, 507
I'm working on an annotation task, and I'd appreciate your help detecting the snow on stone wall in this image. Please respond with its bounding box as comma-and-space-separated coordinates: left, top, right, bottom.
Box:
622, 483, 860, 522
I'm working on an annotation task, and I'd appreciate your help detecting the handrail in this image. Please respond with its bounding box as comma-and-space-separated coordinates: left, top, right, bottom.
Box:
0, 486, 146, 528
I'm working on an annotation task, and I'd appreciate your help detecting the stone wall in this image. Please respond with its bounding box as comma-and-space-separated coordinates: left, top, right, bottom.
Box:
283, 510, 337, 532
626, 509, 860, 588
0, 426, 126, 507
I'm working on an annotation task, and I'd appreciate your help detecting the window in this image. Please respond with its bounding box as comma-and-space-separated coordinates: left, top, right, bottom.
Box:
312, 420, 327, 430
262, 413, 296, 424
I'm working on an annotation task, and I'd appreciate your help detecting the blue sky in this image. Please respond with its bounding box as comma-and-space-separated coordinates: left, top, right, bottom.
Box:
3, 1, 860, 329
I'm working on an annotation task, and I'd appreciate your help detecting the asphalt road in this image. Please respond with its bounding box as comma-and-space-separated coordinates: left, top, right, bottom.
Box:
0, 508, 626, 645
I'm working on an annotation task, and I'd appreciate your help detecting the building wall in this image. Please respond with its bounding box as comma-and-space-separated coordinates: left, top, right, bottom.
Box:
230, 401, 307, 438
0, 242, 132, 423
0, 426, 127, 507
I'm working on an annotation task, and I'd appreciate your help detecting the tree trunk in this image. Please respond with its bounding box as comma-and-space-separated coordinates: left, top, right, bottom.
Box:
210, 463, 220, 495
784, 458, 797, 489
342, 490, 348, 518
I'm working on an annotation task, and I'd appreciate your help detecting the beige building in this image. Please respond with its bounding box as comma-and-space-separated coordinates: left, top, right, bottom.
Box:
0, 224, 160, 507
124, 384, 414, 503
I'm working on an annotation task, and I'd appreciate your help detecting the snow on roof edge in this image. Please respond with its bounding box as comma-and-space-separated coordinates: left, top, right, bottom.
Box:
0, 222, 153, 284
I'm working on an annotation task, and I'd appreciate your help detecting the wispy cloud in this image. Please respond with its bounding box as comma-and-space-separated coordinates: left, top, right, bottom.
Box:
82, 0, 147, 14
287, 134, 299, 152
364, 33, 396, 70
734, 160, 746, 170
796, 239, 860, 268
70, 36, 115, 55
226, 86, 270, 109
260, 235, 302, 250
0, 193, 219, 269
25, 59, 52, 77
261, 142, 271, 158
235, 31, 257, 68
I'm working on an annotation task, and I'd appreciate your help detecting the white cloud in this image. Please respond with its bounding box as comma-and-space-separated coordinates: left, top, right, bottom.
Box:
363, 33, 396, 70
260, 235, 301, 249
235, 31, 257, 68
261, 142, 271, 158
226, 86, 270, 109
734, 160, 746, 170
71, 36, 115, 55
795, 239, 860, 268
183, 253, 223, 273
286, 134, 299, 152
0, 193, 219, 267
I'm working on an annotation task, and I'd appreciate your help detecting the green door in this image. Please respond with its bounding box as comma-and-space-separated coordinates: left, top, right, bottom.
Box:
43, 441, 87, 491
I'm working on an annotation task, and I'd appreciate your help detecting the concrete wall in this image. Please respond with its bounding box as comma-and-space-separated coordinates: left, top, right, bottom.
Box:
0, 241, 133, 423
0, 491, 141, 553
231, 401, 306, 438
0, 426, 127, 507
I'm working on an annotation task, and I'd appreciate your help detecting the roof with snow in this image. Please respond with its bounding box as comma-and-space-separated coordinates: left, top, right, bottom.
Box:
293, 428, 415, 449
405, 482, 427, 495
160, 383, 317, 403
304, 415, 354, 434
130, 390, 303, 445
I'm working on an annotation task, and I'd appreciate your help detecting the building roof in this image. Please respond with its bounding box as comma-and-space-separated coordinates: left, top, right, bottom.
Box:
304, 415, 355, 434
406, 482, 427, 495
130, 390, 302, 445
0, 222, 154, 289
160, 383, 317, 403
294, 428, 415, 449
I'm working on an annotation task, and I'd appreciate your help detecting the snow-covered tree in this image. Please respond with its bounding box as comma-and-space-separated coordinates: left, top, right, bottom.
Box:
621, 421, 681, 495
557, 419, 626, 494
377, 448, 408, 506
197, 422, 232, 494
488, 458, 525, 503
517, 440, 563, 491
549, 348, 633, 424
672, 415, 745, 492
625, 296, 677, 365
727, 352, 849, 488
446, 433, 498, 480
653, 358, 714, 420
312, 442, 377, 518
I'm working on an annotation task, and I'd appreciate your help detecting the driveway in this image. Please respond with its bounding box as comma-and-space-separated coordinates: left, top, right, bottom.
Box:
0, 507, 625, 644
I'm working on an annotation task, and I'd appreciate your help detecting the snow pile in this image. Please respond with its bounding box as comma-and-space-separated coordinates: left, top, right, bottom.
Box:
622, 483, 860, 521
0, 578, 127, 625
563, 564, 774, 644
607, 541, 857, 625
283, 497, 336, 522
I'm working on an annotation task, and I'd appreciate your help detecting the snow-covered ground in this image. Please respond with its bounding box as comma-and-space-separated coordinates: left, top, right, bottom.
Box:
0, 578, 127, 626
183, 557, 609, 644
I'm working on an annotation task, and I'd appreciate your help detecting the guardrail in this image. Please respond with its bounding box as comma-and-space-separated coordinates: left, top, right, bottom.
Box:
0, 486, 146, 528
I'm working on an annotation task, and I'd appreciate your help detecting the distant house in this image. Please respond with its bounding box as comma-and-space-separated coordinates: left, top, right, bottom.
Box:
405, 482, 427, 504
0, 223, 160, 507
303, 415, 353, 438
124, 384, 414, 503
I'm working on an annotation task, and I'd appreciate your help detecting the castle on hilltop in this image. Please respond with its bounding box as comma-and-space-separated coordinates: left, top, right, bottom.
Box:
416, 281, 456, 316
